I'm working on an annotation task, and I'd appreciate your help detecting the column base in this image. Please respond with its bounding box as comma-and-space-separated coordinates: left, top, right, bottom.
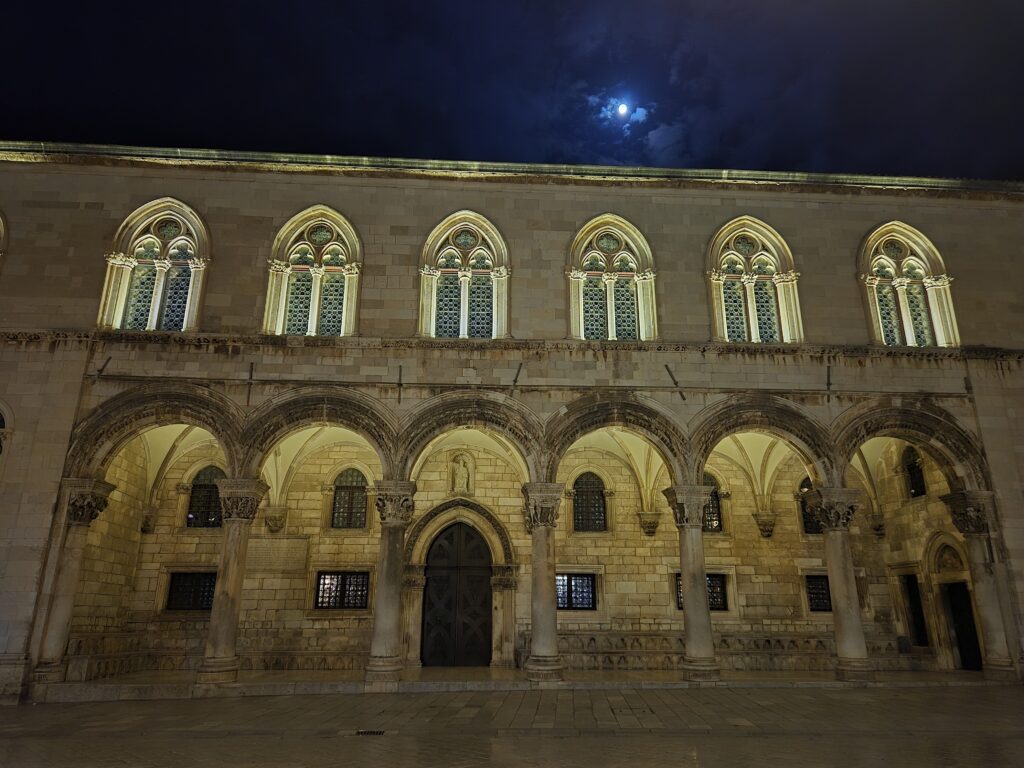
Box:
364, 655, 403, 686
682, 658, 720, 682
195, 656, 240, 684
524, 654, 563, 682
32, 661, 67, 684
982, 663, 1018, 682
835, 659, 873, 682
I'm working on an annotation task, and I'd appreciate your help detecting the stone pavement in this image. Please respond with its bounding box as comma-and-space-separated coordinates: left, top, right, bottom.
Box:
2, 685, 1023, 767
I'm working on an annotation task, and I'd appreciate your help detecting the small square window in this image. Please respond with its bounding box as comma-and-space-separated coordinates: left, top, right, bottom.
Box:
315, 571, 370, 610
675, 573, 728, 611
166, 572, 216, 611
556, 573, 597, 610
806, 574, 832, 612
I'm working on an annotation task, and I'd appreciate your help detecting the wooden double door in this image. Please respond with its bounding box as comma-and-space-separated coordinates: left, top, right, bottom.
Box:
421, 523, 493, 667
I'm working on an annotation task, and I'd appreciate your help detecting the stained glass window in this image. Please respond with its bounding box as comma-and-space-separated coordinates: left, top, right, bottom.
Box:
285, 272, 313, 335
875, 283, 902, 345
331, 468, 368, 528
572, 472, 607, 532
753, 280, 780, 342
123, 265, 157, 330
468, 274, 493, 338
902, 446, 927, 498
722, 280, 747, 342
613, 277, 638, 340
799, 476, 821, 535
905, 283, 935, 346
702, 473, 723, 532
582, 276, 608, 340
159, 265, 191, 331
556, 573, 597, 610
166, 572, 216, 611
318, 272, 346, 336
806, 574, 832, 612
675, 573, 728, 611
315, 571, 370, 609
434, 273, 461, 337
186, 466, 225, 528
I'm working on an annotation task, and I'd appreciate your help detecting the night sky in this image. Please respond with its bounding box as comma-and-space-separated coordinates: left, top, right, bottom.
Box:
6, 1, 1023, 180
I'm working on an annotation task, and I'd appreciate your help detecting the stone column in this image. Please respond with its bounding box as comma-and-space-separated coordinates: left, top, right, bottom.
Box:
567, 269, 586, 339
418, 266, 439, 336
663, 485, 720, 681
306, 266, 325, 335
941, 491, 1016, 680
602, 273, 618, 340
522, 482, 564, 681
491, 266, 510, 338
809, 487, 871, 681
182, 258, 207, 332
146, 258, 172, 330
365, 481, 416, 686
741, 274, 760, 342
341, 264, 361, 336
458, 266, 472, 339
491, 565, 519, 668
35, 479, 116, 682
196, 479, 268, 684
635, 270, 657, 341
402, 565, 426, 668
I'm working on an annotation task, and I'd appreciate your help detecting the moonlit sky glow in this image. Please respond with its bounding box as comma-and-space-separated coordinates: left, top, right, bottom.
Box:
617, 104, 629, 116
3, 1, 1022, 179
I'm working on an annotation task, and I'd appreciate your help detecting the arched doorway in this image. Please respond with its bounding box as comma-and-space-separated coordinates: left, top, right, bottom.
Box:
421, 523, 492, 666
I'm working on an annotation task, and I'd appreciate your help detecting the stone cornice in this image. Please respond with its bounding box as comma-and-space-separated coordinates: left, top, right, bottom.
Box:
2, 142, 1023, 202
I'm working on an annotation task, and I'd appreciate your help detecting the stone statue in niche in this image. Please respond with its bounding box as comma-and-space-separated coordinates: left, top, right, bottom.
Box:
451, 454, 472, 496
937, 545, 964, 572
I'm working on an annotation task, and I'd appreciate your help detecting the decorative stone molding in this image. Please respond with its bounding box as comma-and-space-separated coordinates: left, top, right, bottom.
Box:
637, 512, 661, 537
752, 512, 776, 538
65, 480, 116, 526
374, 480, 416, 527
940, 490, 993, 535
404, 497, 516, 565
806, 487, 862, 530
215, 478, 269, 521
402, 565, 426, 589
662, 485, 713, 528
522, 482, 563, 532
490, 564, 518, 591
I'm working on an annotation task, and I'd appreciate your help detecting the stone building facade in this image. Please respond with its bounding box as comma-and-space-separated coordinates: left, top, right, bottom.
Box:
0, 143, 1022, 702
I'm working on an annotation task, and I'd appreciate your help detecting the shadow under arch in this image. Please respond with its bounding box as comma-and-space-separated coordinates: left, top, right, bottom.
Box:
405, 497, 517, 566
64, 383, 244, 478
832, 399, 989, 492
688, 394, 834, 485
396, 391, 543, 482
543, 393, 689, 484
239, 386, 398, 479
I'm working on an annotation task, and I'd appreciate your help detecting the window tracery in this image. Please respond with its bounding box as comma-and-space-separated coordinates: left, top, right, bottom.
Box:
860, 222, 959, 347
264, 207, 361, 336
707, 219, 802, 343
419, 212, 509, 339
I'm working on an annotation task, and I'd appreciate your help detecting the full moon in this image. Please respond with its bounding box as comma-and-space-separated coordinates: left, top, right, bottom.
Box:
617, 103, 628, 116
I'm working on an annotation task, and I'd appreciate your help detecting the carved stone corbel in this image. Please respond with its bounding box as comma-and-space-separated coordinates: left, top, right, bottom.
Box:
637, 512, 661, 537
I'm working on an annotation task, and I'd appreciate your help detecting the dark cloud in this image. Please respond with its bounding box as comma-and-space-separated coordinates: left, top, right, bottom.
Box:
4, 0, 1022, 179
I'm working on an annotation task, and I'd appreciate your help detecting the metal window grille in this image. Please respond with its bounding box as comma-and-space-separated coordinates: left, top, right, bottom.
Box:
467, 273, 493, 338
722, 279, 747, 341
285, 271, 313, 334
753, 279, 780, 342
902, 447, 927, 498
675, 573, 728, 611
331, 468, 368, 528
434, 273, 461, 337
186, 466, 225, 528
702, 473, 723, 532
905, 282, 935, 346
318, 272, 346, 335
875, 282, 903, 345
798, 476, 822, 534
166, 572, 216, 611
613, 277, 638, 340
123, 265, 157, 330
582, 276, 608, 340
555, 573, 597, 610
315, 571, 370, 609
572, 472, 607, 532
158, 265, 191, 331
806, 574, 832, 612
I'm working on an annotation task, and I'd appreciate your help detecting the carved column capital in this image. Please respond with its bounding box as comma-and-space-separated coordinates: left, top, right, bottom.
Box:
215, 479, 269, 522
941, 490, 993, 535
662, 485, 713, 528
522, 482, 564, 533
187, 257, 208, 272
923, 274, 953, 288
806, 487, 862, 530
105, 251, 135, 268
419, 265, 440, 277
64, 479, 116, 526
374, 481, 417, 527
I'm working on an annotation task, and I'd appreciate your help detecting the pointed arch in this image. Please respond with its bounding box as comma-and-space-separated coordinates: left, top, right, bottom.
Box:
567, 213, 657, 341
263, 205, 363, 336
706, 215, 803, 344
418, 210, 510, 339
99, 198, 211, 332
859, 221, 959, 347
405, 497, 517, 566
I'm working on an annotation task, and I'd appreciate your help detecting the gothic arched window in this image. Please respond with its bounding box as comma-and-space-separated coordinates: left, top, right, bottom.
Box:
572, 472, 607, 532
568, 215, 657, 341
98, 199, 210, 332
707, 217, 803, 344
702, 472, 723, 533
419, 211, 509, 339
331, 468, 368, 528
902, 446, 927, 499
264, 206, 362, 336
187, 466, 226, 528
860, 222, 959, 347
798, 475, 821, 535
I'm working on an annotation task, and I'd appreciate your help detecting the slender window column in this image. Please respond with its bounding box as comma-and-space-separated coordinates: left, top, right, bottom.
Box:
401, 565, 427, 668
491, 266, 510, 338
419, 266, 439, 336
145, 259, 172, 330
182, 258, 207, 332
635, 270, 657, 341
924, 275, 959, 347
341, 264, 361, 336
892, 278, 917, 346
773, 270, 803, 342
567, 269, 586, 339
602, 273, 618, 340
941, 491, 1017, 680
196, 479, 269, 684
365, 481, 416, 687
522, 482, 564, 681
809, 488, 871, 681
741, 274, 760, 342
457, 267, 472, 338
34, 479, 116, 682
663, 485, 720, 680
707, 271, 728, 341
263, 261, 289, 334
306, 266, 325, 336
99, 253, 135, 328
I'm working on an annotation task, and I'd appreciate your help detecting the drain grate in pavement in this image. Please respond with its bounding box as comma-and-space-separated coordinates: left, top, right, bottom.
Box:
355, 730, 386, 736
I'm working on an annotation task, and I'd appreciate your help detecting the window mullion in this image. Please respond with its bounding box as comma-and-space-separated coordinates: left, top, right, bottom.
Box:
741, 274, 760, 342
603, 273, 617, 340
147, 259, 171, 331
458, 267, 471, 339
